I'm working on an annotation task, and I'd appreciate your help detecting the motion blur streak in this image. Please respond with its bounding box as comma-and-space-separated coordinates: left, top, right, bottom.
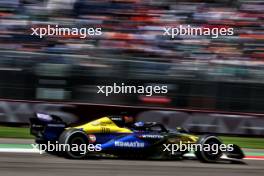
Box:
0, 0, 263, 112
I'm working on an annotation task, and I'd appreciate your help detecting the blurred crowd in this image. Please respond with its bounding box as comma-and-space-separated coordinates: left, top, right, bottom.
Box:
0, 0, 263, 81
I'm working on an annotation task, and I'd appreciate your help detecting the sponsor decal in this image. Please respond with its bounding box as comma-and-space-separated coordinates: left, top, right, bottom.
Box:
140, 135, 164, 139
91, 121, 112, 126
114, 141, 145, 148
91, 121, 100, 126
88, 134, 96, 143
110, 117, 122, 121
37, 113, 52, 121
47, 124, 66, 127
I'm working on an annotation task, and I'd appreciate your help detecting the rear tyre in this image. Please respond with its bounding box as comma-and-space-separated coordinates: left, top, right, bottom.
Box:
195, 135, 223, 163
59, 129, 89, 159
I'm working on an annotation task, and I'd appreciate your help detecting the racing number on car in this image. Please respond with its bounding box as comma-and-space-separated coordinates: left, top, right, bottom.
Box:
101, 127, 110, 133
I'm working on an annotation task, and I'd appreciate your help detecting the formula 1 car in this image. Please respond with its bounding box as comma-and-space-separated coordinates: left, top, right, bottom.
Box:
30, 113, 244, 163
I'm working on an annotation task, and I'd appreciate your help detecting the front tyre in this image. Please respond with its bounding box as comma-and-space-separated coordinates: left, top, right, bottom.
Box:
59, 129, 89, 159
195, 135, 223, 163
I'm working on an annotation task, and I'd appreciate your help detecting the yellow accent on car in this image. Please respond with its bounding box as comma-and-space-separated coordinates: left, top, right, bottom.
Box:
179, 134, 199, 143
73, 117, 132, 133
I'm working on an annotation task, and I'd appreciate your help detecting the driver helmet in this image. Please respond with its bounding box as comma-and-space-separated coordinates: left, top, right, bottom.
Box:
134, 121, 145, 127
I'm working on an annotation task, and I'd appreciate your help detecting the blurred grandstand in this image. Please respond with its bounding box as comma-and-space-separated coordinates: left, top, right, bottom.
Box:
0, 0, 263, 112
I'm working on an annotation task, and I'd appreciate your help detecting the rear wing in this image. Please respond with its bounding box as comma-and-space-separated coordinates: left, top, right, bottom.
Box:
30, 113, 66, 138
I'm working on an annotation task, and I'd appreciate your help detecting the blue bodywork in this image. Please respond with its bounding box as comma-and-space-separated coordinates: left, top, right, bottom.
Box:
93, 132, 165, 153
43, 128, 164, 153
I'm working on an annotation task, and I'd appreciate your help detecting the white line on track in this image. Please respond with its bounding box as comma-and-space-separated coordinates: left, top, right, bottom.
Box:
0, 148, 40, 153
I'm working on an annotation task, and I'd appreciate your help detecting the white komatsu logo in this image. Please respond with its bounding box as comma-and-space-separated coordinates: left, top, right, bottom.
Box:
114, 141, 145, 148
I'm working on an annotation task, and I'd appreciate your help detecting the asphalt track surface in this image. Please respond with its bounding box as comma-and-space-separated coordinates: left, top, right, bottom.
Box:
0, 139, 263, 176
0, 152, 263, 176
